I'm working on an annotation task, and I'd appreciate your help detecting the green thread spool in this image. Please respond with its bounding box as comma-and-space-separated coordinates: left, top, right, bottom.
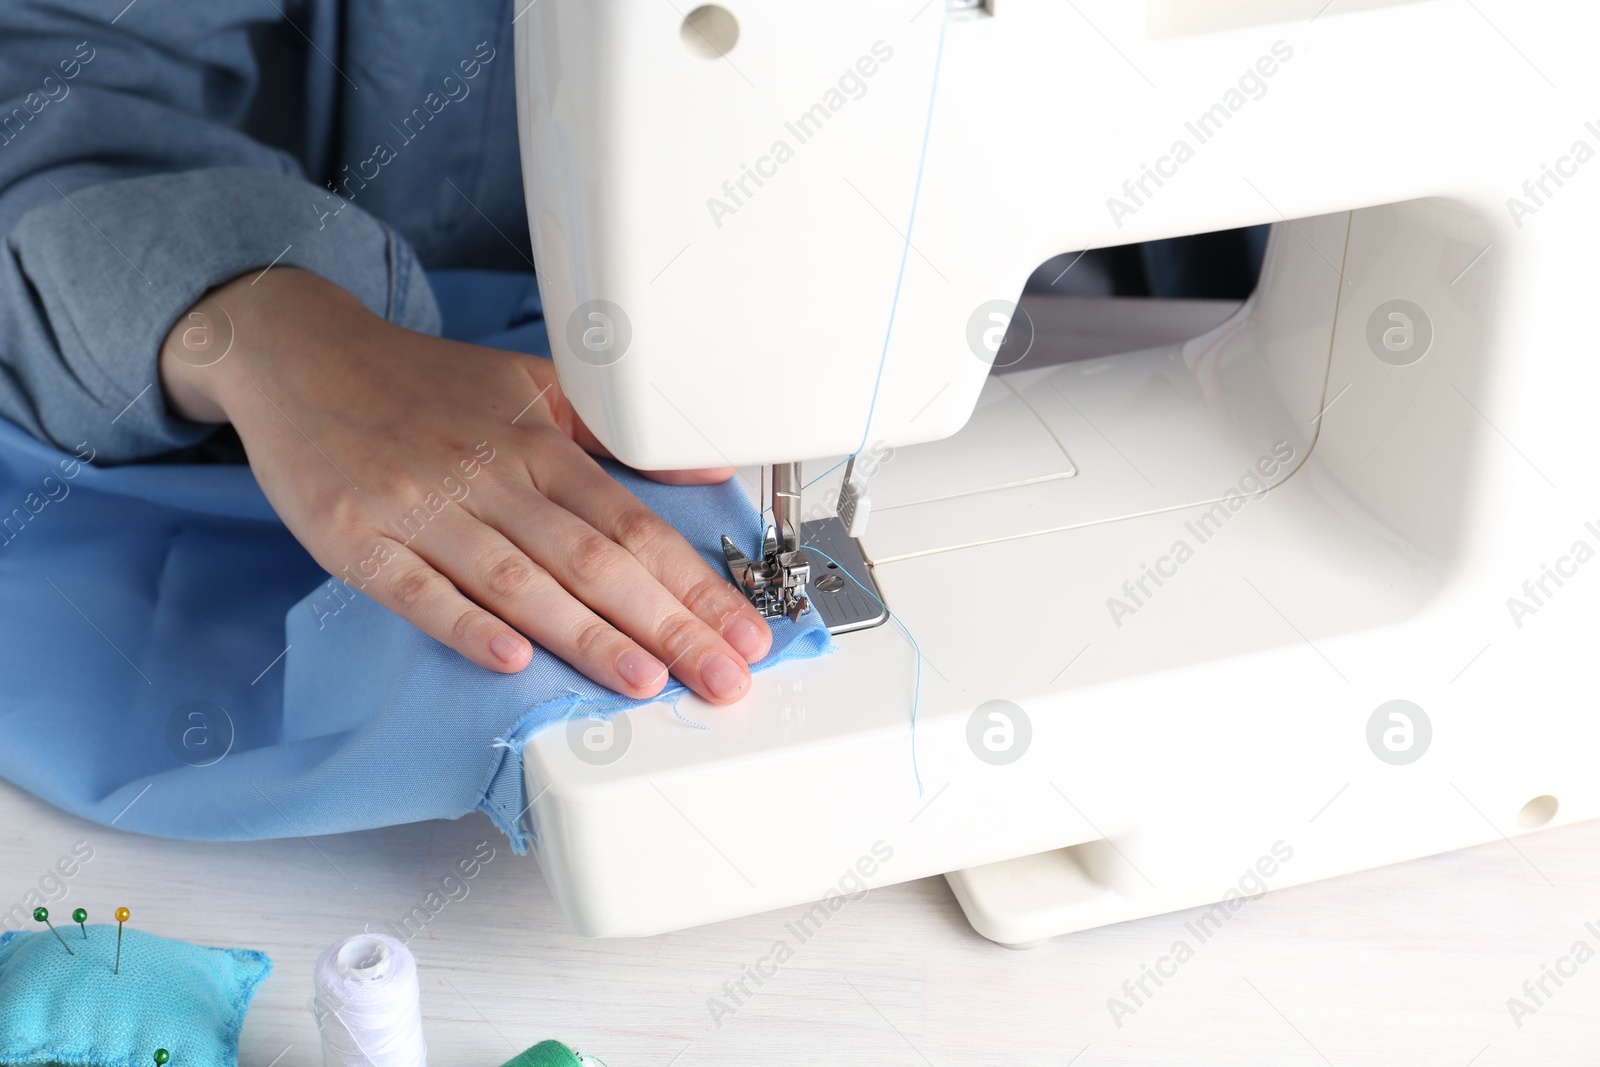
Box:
498, 1040, 585, 1067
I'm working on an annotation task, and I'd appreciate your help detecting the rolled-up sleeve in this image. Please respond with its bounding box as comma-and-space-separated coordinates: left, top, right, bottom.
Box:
0, 5, 441, 463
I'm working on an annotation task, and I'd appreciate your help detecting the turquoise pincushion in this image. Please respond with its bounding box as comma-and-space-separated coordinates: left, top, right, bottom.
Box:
0, 925, 270, 1066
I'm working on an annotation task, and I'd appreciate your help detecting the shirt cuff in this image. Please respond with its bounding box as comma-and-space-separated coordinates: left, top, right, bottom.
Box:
7, 166, 442, 463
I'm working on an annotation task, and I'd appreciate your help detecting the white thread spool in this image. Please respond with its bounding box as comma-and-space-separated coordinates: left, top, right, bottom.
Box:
314, 933, 428, 1067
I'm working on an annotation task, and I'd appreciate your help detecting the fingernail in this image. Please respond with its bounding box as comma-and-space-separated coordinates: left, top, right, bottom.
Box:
700, 651, 747, 701
722, 615, 768, 663
616, 647, 666, 690
490, 632, 525, 665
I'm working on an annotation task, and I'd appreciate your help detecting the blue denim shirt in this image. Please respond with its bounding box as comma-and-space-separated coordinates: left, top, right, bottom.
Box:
0, 0, 528, 462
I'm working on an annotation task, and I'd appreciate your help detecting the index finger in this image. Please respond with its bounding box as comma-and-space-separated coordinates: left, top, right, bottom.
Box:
534, 448, 774, 665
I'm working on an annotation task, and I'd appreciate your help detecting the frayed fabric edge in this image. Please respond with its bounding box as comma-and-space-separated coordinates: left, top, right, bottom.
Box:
477, 629, 836, 854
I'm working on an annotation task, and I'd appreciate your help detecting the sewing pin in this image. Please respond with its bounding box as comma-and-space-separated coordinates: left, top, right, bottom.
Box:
153, 1050, 170, 1065
32, 907, 74, 956
114, 906, 130, 975
73, 907, 88, 939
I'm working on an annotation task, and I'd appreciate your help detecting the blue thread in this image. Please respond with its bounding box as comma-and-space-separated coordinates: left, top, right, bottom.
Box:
801, 544, 923, 795
802, 455, 850, 490
760, 457, 851, 529
668, 694, 711, 731
760, 457, 850, 530
754, 22, 948, 794
852, 12, 950, 460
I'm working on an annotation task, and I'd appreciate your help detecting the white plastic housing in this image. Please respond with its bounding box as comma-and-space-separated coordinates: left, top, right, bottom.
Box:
515, 1, 1600, 941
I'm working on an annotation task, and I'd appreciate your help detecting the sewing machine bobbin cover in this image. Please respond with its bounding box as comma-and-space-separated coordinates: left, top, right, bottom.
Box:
515, 0, 1600, 944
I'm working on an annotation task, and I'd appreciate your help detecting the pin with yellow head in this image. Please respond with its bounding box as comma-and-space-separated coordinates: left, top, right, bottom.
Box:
114, 907, 130, 975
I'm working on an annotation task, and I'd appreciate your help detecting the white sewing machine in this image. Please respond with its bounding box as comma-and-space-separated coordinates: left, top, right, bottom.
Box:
512, 0, 1600, 943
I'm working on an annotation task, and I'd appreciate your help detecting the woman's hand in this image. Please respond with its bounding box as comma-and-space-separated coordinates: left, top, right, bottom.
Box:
159, 268, 772, 704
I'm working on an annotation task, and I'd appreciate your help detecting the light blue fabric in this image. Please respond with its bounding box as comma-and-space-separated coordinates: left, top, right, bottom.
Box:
0, 926, 270, 1067
0, 273, 833, 851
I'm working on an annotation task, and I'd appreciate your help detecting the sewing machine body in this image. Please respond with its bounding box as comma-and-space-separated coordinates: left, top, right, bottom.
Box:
515, 1, 1600, 941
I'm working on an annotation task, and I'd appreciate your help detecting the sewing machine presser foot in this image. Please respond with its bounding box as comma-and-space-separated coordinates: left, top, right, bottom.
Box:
722, 528, 811, 623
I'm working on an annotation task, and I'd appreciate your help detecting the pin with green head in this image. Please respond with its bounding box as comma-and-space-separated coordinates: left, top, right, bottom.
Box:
153, 1050, 170, 1065
72, 907, 87, 939
32, 907, 74, 956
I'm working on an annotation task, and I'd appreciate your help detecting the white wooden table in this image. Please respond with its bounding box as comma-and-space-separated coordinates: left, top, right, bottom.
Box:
3, 776, 1594, 1066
